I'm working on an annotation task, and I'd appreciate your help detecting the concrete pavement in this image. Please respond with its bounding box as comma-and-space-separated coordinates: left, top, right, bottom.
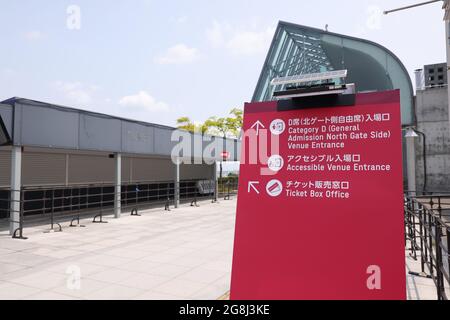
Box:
0, 197, 445, 300
0, 199, 236, 300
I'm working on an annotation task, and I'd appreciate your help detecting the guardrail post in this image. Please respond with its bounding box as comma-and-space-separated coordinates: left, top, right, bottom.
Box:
45, 188, 62, 233
437, 197, 442, 219
212, 161, 218, 203
70, 186, 86, 228
447, 228, 450, 289
224, 180, 231, 200
408, 199, 417, 260
418, 205, 426, 274
93, 185, 108, 224
174, 158, 180, 209
434, 222, 444, 300
12, 189, 27, 240
164, 182, 171, 212
406, 197, 432, 279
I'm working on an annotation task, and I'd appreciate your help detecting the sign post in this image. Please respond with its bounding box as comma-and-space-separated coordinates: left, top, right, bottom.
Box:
231, 90, 406, 300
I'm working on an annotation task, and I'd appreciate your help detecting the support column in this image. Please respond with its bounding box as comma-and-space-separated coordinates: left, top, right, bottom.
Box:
446, 19, 450, 137
114, 153, 122, 219
174, 158, 180, 209
10, 146, 22, 235
65, 154, 69, 186
405, 129, 418, 196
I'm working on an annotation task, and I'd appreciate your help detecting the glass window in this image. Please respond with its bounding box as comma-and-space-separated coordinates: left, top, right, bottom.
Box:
253, 22, 414, 125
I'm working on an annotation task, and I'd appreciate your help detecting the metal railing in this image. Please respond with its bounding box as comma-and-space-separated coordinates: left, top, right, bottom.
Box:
218, 176, 239, 200
0, 187, 27, 239
0, 178, 239, 239
0, 188, 10, 221
405, 193, 450, 300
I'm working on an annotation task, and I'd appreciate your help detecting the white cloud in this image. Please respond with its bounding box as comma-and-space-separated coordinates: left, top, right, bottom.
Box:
154, 44, 200, 65
206, 21, 275, 56
118, 91, 169, 112
25, 30, 45, 41
53, 81, 93, 105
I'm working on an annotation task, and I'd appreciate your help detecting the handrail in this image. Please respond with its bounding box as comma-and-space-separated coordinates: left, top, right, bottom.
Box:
0, 177, 239, 240
405, 193, 450, 300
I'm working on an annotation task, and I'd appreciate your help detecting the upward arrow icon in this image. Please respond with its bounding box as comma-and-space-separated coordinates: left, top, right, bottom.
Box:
251, 121, 265, 136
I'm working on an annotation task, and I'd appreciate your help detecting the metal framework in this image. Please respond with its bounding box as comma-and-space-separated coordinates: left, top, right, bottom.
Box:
253, 21, 414, 126
270, 70, 347, 86
254, 24, 334, 101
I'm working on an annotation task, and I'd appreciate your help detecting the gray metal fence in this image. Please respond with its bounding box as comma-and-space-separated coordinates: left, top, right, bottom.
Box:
405, 193, 450, 300
0, 177, 240, 239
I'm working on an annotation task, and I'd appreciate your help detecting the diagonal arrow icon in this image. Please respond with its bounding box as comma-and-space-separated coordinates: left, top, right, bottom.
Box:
248, 181, 260, 194
251, 121, 265, 136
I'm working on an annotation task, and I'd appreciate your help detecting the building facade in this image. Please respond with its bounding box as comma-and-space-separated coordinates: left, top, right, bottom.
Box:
415, 85, 450, 192
0, 98, 240, 235
424, 63, 447, 88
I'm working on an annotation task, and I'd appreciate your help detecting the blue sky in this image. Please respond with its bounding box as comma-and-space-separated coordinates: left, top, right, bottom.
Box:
0, 0, 446, 127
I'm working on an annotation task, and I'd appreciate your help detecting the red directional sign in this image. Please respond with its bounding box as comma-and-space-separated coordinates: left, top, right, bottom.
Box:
231, 90, 406, 300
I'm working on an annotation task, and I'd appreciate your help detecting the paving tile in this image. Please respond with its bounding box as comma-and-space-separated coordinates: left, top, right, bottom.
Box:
0, 263, 30, 276
87, 268, 136, 284
116, 261, 161, 274
85, 284, 143, 300
2, 199, 437, 301
103, 248, 149, 260
44, 262, 107, 277
26, 291, 75, 300
51, 278, 110, 298
177, 268, 227, 285
8, 270, 67, 291
145, 264, 192, 278
124, 243, 172, 253
95, 239, 126, 247
415, 285, 438, 300
79, 254, 130, 268
169, 256, 209, 268
140, 252, 182, 264
1, 252, 53, 267
190, 283, 229, 300
201, 260, 233, 273
135, 290, 183, 300
118, 273, 170, 291
0, 282, 42, 300
0, 248, 14, 255
153, 279, 209, 299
